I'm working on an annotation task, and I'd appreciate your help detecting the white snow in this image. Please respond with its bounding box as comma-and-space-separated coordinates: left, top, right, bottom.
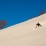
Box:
0, 13, 46, 46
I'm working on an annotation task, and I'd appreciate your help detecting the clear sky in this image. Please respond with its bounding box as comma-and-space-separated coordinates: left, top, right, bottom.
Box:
0, 0, 46, 28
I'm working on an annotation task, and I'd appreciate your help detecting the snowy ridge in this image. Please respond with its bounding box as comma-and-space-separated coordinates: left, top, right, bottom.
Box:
0, 13, 46, 46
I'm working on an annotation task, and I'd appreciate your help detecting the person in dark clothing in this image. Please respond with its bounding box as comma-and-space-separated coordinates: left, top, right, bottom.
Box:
0, 20, 7, 29
36, 22, 42, 28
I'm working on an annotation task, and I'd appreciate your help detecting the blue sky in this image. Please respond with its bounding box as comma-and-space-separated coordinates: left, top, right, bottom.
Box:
0, 0, 46, 28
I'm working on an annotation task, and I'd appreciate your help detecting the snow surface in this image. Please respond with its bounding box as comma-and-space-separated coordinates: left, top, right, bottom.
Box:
0, 13, 46, 46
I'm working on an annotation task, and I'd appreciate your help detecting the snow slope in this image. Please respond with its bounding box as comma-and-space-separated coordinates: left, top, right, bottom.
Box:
0, 13, 46, 46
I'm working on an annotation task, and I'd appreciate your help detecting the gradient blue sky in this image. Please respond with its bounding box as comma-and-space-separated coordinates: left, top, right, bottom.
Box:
0, 0, 46, 27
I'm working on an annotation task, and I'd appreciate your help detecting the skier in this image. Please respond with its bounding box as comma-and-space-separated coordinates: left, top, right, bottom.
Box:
36, 22, 42, 28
